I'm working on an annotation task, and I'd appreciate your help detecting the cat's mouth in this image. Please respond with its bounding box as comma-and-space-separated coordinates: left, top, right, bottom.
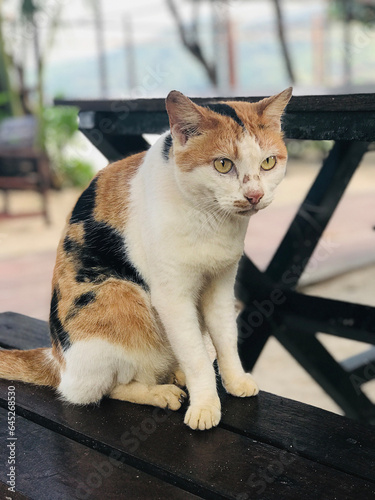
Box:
236, 207, 259, 216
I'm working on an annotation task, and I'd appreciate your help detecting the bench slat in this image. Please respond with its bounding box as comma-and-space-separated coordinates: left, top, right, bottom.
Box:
220, 390, 375, 483
0, 408, 199, 500
0, 312, 51, 349
1, 312, 374, 485
0, 482, 28, 500
0, 381, 374, 500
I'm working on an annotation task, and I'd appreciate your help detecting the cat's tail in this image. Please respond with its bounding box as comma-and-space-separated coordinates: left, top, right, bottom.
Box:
0, 347, 60, 387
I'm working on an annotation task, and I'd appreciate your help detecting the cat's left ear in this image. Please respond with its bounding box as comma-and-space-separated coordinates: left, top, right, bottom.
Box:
166, 90, 204, 145
256, 87, 293, 131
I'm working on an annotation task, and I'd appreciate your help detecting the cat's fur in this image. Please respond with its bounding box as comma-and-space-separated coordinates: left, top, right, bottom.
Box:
0, 88, 292, 430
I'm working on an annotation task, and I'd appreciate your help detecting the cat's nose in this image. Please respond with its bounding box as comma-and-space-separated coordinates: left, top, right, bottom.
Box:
244, 190, 264, 205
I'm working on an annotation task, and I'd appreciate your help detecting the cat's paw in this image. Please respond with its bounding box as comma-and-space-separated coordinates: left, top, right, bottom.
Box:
184, 400, 221, 430
151, 384, 187, 411
168, 368, 187, 388
224, 373, 259, 397
173, 369, 186, 388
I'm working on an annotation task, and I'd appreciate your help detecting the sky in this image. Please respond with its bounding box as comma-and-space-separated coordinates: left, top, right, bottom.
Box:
3, 0, 324, 66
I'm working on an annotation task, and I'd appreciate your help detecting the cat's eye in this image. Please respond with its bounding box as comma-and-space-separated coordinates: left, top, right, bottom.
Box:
261, 156, 277, 171
214, 158, 233, 174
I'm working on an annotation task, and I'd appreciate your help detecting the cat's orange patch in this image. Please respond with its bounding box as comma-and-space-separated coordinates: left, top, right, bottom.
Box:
67, 222, 85, 244
94, 151, 146, 227
0, 348, 60, 387
226, 101, 288, 161
175, 109, 243, 173
174, 101, 287, 173
48, 150, 149, 359
66, 278, 163, 351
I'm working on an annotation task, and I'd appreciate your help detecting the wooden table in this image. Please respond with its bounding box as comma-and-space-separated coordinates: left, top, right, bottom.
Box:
55, 94, 375, 424
0, 312, 374, 499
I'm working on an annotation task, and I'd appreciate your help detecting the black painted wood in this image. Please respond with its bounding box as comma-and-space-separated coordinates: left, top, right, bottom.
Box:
76, 109, 375, 143
55, 94, 375, 142
0, 381, 374, 500
80, 129, 150, 163
55, 93, 375, 113
219, 389, 375, 484
265, 141, 369, 286
0, 408, 198, 500
0, 312, 51, 349
0, 313, 375, 499
0, 481, 28, 500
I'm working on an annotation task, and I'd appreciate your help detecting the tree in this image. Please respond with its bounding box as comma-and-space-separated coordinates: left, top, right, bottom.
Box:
0, 0, 22, 117
272, 0, 295, 84
166, 0, 218, 87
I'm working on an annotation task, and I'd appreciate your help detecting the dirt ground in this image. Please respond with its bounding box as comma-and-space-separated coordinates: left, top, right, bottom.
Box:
0, 153, 374, 416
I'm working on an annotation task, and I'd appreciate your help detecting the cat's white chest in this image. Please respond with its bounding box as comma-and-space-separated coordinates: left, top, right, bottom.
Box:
145, 205, 248, 283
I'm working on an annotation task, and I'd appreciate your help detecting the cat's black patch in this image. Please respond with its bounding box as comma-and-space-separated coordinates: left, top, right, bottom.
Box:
63, 236, 78, 255
162, 134, 173, 161
64, 219, 148, 289
66, 291, 97, 321
204, 103, 245, 129
74, 291, 97, 308
49, 288, 71, 351
70, 177, 98, 224
64, 173, 148, 289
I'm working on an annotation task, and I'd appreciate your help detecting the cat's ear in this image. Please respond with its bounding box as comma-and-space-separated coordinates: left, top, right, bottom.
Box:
166, 91, 204, 145
256, 87, 293, 131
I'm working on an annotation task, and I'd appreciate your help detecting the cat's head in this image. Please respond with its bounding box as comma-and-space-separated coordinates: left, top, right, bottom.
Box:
165, 88, 292, 217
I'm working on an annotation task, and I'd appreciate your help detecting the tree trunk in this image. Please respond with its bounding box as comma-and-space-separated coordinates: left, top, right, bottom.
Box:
166, 0, 217, 87
272, 0, 295, 84
0, 0, 22, 116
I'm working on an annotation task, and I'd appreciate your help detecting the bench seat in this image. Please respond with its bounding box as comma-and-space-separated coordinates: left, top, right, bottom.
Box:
0, 312, 374, 499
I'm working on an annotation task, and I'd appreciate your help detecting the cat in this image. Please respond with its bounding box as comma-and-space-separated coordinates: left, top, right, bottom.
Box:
0, 88, 292, 430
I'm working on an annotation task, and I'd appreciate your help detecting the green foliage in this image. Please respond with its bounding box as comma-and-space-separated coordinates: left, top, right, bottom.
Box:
329, 1, 375, 24
21, 0, 39, 21
58, 157, 94, 188
43, 105, 78, 149
43, 105, 94, 187
286, 140, 333, 160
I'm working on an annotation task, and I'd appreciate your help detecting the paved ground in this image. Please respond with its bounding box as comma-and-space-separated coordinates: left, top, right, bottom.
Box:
1, 155, 375, 416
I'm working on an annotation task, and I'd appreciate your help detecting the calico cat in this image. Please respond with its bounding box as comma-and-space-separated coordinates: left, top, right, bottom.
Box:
0, 88, 292, 430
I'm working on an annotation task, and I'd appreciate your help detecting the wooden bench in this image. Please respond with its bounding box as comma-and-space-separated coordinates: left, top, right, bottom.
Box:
0, 311, 374, 499
0, 115, 51, 224
54, 93, 375, 424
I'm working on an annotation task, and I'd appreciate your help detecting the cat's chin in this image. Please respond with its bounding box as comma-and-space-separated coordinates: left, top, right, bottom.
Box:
235, 208, 259, 217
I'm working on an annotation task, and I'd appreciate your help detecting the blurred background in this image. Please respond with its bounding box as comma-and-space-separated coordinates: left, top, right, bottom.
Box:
0, 0, 374, 415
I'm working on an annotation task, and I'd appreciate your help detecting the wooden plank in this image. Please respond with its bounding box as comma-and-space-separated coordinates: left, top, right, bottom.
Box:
0, 381, 374, 500
55, 93, 375, 113
0, 312, 51, 350
77, 109, 375, 142
0, 408, 199, 500
1, 313, 375, 485
219, 390, 375, 483
0, 482, 28, 500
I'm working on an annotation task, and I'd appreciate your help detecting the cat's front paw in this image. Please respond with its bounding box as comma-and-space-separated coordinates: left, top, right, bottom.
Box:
168, 368, 186, 388
224, 373, 259, 397
184, 400, 221, 430
151, 384, 187, 411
